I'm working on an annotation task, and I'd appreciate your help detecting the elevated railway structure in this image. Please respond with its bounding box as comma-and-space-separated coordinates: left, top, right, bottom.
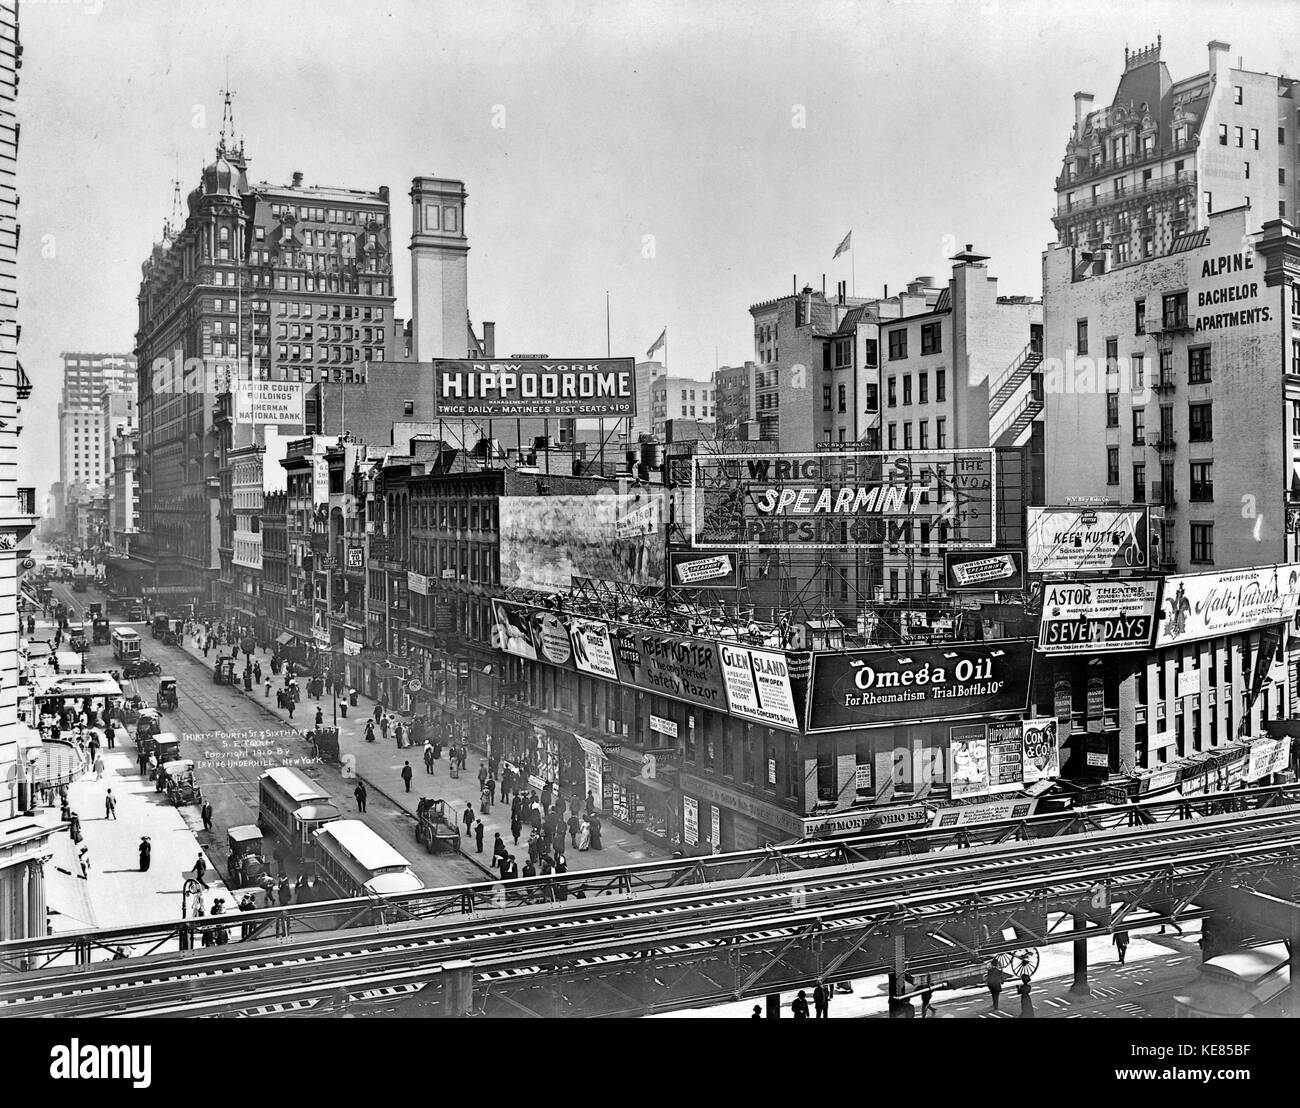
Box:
3, 800, 1300, 1018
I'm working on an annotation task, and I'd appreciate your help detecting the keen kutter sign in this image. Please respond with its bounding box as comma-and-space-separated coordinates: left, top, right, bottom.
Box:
805, 640, 1034, 732
1037, 579, 1159, 654
433, 358, 636, 418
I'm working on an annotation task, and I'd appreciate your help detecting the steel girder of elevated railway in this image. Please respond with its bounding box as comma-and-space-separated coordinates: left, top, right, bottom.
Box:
3, 807, 1300, 1018
4, 782, 1296, 977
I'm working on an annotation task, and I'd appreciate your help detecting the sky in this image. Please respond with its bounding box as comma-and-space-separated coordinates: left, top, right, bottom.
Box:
16, 0, 1300, 493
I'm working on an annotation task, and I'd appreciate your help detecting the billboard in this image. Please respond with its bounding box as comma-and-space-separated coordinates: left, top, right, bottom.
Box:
609, 626, 727, 711
1153, 564, 1300, 647
1246, 736, 1291, 782
499, 493, 665, 592
717, 642, 800, 732
569, 617, 619, 681
690, 449, 997, 550
1021, 718, 1060, 784
490, 600, 575, 666
943, 550, 1024, 592
669, 549, 740, 589
234, 381, 305, 425
1037, 579, 1160, 654
432, 358, 636, 418
804, 640, 1035, 733
1025, 507, 1154, 573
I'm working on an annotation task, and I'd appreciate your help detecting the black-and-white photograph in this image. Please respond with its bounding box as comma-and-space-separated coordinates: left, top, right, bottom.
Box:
1, 0, 1298, 1065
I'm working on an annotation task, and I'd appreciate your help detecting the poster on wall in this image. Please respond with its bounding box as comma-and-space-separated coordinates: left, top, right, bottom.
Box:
710, 805, 721, 850
1021, 718, 1060, 783
717, 642, 800, 732
949, 724, 991, 799
985, 720, 1025, 791
499, 493, 665, 592
683, 795, 699, 847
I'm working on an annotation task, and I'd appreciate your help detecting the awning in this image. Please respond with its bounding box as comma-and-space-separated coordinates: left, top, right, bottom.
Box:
276, 632, 295, 646
629, 775, 675, 795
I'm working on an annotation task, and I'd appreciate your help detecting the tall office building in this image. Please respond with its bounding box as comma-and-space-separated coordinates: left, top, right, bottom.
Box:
1053, 39, 1300, 260
56, 352, 134, 511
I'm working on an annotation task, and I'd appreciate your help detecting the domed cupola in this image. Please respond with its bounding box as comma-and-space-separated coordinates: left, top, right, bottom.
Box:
202, 154, 239, 197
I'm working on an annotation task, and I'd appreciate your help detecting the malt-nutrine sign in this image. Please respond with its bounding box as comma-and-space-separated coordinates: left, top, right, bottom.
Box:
1153, 564, 1300, 647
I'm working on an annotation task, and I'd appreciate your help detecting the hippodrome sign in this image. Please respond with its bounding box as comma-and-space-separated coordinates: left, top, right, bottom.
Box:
432, 358, 636, 418
689, 448, 996, 550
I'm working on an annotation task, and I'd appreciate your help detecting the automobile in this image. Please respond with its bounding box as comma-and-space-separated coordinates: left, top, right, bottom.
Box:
91, 617, 111, 645
135, 708, 162, 743
156, 677, 178, 711
151, 614, 169, 639
414, 797, 462, 854
161, 759, 201, 805
68, 626, 89, 653
123, 657, 161, 678
227, 826, 274, 890
213, 656, 237, 686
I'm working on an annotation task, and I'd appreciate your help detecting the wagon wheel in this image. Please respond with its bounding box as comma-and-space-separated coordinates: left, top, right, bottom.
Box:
994, 948, 1040, 979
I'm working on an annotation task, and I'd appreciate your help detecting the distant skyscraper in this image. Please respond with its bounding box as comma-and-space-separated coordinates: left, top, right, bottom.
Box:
56, 352, 134, 500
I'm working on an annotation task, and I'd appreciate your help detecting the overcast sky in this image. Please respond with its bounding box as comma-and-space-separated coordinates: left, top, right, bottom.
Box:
17, 0, 1299, 491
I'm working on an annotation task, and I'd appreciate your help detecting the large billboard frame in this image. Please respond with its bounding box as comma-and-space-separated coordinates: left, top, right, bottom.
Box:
689, 447, 998, 552
432, 357, 636, 418
1025, 506, 1157, 574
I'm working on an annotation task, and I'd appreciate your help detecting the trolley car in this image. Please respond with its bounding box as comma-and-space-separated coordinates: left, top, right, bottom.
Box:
257, 766, 341, 861
311, 820, 424, 900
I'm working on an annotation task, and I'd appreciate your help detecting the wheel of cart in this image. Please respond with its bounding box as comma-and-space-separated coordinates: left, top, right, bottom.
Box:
994, 948, 1040, 979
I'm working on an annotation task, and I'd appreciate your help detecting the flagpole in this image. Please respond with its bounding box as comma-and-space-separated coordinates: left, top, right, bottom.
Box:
851, 242, 856, 299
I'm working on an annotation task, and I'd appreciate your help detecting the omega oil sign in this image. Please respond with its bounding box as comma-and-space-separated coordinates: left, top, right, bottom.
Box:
805, 640, 1035, 733
1193, 251, 1271, 333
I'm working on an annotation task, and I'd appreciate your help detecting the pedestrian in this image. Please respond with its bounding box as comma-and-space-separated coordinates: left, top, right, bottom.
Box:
93, 752, 105, 780
487, 776, 496, 804
985, 962, 1004, 1011
364, 719, 375, 743
552, 825, 566, 860
1018, 976, 1035, 1019
395, 721, 405, 748
510, 813, 522, 845
462, 802, 474, 835
254, 661, 262, 684
577, 816, 591, 851
380, 716, 389, 741
498, 854, 511, 883
400, 761, 413, 793
266, 679, 272, 699
474, 819, 484, 853
480, 782, 491, 814
585, 790, 596, 817
373, 703, 383, 724
477, 762, 488, 789
106, 723, 117, 749
104, 789, 117, 820
492, 832, 508, 866
77, 841, 91, 878
1113, 930, 1129, 965
201, 800, 213, 832
522, 858, 536, 879
458, 743, 467, 771
193, 852, 208, 888
278, 877, 293, 907
139, 835, 152, 871
791, 990, 810, 1018
752, 1005, 763, 1019
287, 697, 295, 720
423, 742, 435, 775
354, 781, 367, 813
920, 975, 934, 1018
568, 810, 580, 847
272, 842, 287, 877
528, 831, 541, 864
315, 705, 323, 728
541, 782, 553, 814
589, 812, 603, 850
813, 982, 830, 1018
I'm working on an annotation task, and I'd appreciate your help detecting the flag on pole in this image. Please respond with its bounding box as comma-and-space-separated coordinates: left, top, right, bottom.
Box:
832, 230, 852, 259
646, 327, 667, 360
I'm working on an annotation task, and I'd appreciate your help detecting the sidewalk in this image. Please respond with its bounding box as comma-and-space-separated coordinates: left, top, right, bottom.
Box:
46, 742, 234, 933
172, 631, 665, 877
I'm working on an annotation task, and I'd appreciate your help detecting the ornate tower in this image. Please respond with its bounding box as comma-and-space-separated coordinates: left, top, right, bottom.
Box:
409, 177, 469, 361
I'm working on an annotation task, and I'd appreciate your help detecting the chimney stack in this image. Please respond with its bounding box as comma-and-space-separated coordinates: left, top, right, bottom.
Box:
1073, 92, 1095, 140
483, 321, 495, 357
292, 171, 304, 187
1208, 40, 1231, 83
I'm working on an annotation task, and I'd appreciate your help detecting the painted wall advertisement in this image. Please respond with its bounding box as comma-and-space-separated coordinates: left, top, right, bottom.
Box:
944, 550, 1024, 592
1025, 507, 1153, 573
805, 640, 1034, 732
717, 643, 800, 732
691, 448, 996, 550
1021, 717, 1060, 784
499, 493, 665, 592
1036, 579, 1159, 654
432, 357, 636, 418
1154, 564, 1300, 647
682, 796, 699, 846
234, 380, 305, 426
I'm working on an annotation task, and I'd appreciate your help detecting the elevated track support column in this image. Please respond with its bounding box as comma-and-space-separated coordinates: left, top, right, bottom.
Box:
1069, 915, 1089, 997
443, 959, 475, 1017
765, 993, 782, 1018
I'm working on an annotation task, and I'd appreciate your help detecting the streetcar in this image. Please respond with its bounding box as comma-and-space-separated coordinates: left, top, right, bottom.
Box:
112, 626, 142, 662
1173, 942, 1291, 1018
311, 819, 424, 900
258, 766, 341, 861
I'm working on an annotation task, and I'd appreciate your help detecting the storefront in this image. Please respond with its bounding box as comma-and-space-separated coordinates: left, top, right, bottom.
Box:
678, 772, 803, 854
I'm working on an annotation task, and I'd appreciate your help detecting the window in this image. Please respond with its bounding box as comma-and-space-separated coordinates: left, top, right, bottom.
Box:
865, 383, 879, 412
1205, 191, 1213, 214
1159, 349, 1173, 384
888, 329, 908, 360
918, 373, 928, 403
1132, 353, 1145, 390
889, 569, 899, 599
1162, 292, 1188, 329
1244, 161, 1251, 179
1133, 462, 1146, 502
1188, 346, 1211, 383
1076, 318, 1089, 354
837, 385, 846, 413
1106, 393, 1118, 425
1190, 461, 1213, 501
921, 322, 941, 355
1251, 128, 1259, 150
1281, 168, 1287, 186
887, 423, 897, 450
1189, 402, 1213, 442
863, 338, 878, 368
887, 378, 897, 407
918, 421, 928, 449
903, 423, 913, 450
1107, 447, 1120, 485
935, 370, 945, 401
936, 418, 946, 448
1294, 339, 1300, 376
1114, 176, 1126, 197
1282, 126, 1288, 145
1190, 522, 1214, 564
1219, 123, 1228, 145
903, 376, 913, 405
1234, 126, 1243, 148
823, 385, 832, 411
1234, 85, 1243, 105
1132, 408, 1145, 445
403, 400, 414, 416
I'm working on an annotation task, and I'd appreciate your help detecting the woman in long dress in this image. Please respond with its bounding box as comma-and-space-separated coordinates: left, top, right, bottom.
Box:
576, 819, 591, 852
